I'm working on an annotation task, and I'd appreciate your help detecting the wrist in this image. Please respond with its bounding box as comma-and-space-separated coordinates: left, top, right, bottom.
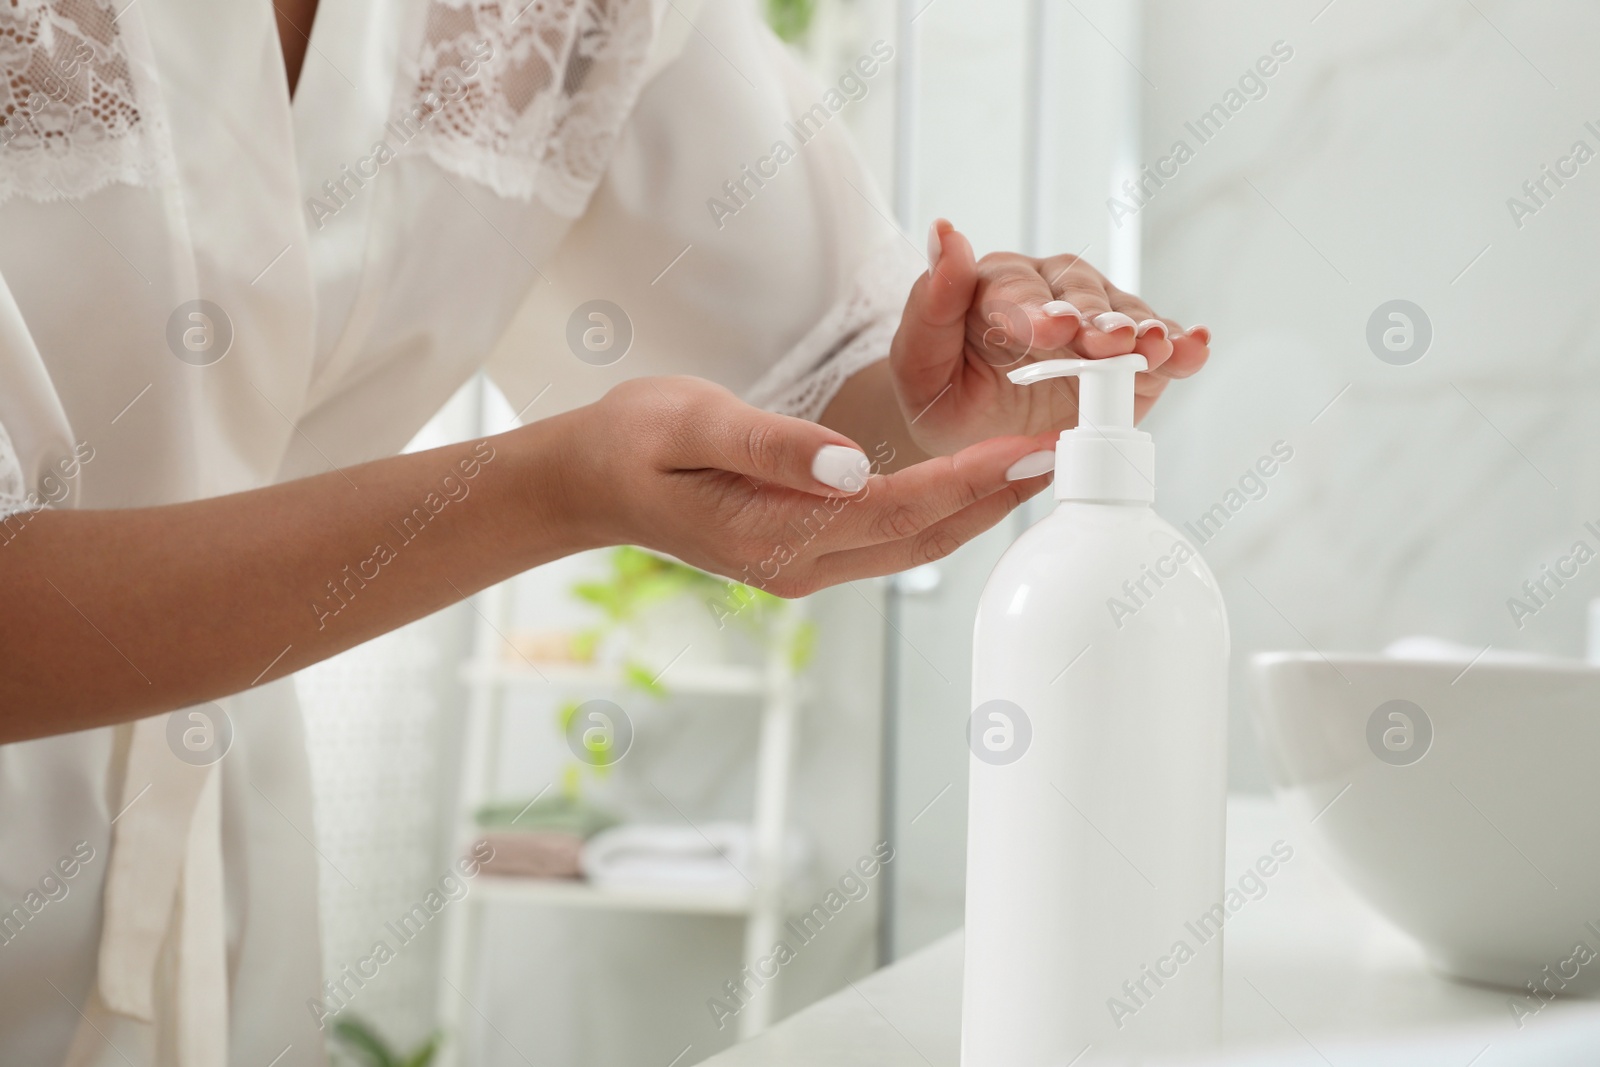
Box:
820, 358, 930, 472
503, 407, 613, 566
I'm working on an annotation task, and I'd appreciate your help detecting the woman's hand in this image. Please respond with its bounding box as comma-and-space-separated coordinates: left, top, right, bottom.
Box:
554, 376, 1056, 597
887, 220, 1213, 457
0, 376, 1050, 740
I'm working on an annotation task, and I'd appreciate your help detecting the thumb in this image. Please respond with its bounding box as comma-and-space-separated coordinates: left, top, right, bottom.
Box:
891, 219, 978, 403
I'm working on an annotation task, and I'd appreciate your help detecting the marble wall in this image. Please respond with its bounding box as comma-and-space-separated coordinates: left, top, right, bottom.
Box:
1140, 0, 1600, 789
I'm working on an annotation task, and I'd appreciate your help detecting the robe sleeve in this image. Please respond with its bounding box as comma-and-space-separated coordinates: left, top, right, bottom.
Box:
0, 269, 80, 520
0, 423, 27, 518
487, 1, 923, 423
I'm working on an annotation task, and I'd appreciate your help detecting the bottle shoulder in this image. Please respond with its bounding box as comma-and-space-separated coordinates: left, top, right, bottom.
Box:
996, 504, 1194, 572
979, 503, 1227, 632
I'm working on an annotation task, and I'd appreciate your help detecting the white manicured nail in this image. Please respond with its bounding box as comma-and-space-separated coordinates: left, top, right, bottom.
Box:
1136, 319, 1169, 339
1005, 451, 1056, 481
812, 445, 873, 493
1092, 312, 1138, 333
927, 220, 945, 273
1188, 323, 1212, 343
1043, 300, 1084, 322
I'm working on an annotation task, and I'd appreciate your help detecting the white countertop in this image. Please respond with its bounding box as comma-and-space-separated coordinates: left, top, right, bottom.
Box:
704, 796, 1600, 1066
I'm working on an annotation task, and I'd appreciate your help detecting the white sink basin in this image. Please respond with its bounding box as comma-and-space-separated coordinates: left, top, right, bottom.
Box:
1251, 650, 1600, 997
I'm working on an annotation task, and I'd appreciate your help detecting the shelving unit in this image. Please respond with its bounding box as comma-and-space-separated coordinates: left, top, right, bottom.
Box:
434, 578, 805, 1064
458, 658, 769, 697
472, 876, 754, 916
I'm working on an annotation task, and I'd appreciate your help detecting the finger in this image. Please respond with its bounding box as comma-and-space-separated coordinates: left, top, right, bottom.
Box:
810, 474, 1052, 583
892, 219, 979, 402
1150, 320, 1210, 379
1040, 258, 1136, 358
1132, 321, 1174, 369
967, 254, 1074, 367
659, 379, 877, 495
1097, 289, 1173, 371
1038, 255, 1110, 317
825, 433, 1051, 550
1105, 285, 1157, 325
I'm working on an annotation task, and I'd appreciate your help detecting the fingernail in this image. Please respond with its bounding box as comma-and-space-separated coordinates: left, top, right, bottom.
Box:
812, 445, 873, 493
1188, 324, 1212, 344
927, 219, 948, 274
1092, 312, 1138, 333
1043, 300, 1084, 322
1005, 450, 1056, 481
1136, 319, 1169, 339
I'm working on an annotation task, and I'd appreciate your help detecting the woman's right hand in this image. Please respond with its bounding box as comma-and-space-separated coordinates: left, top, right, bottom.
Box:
545, 376, 1057, 598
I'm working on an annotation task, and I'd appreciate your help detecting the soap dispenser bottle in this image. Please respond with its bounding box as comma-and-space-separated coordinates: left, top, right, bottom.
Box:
961, 354, 1229, 1065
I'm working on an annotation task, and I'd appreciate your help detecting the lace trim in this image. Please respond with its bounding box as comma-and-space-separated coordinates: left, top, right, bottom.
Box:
403, 0, 663, 216
745, 240, 922, 422
0, 420, 31, 519
0, 0, 168, 204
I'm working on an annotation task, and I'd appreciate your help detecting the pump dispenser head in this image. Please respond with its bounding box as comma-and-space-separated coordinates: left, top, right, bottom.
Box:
1008, 354, 1155, 503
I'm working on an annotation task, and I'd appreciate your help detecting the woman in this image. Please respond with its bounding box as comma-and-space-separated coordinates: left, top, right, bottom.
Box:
0, 0, 1209, 1063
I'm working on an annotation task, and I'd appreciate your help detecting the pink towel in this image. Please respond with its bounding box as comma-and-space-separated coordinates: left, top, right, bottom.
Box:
475, 832, 585, 880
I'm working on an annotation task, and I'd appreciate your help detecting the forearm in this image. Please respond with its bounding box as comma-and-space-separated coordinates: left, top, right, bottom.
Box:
0, 413, 589, 742
817, 359, 929, 472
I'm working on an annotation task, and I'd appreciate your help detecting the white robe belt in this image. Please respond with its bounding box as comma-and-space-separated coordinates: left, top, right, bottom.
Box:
69, 708, 230, 1067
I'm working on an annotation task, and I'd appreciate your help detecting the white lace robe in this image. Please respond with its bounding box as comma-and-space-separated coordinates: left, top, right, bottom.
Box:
0, 0, 918, 1063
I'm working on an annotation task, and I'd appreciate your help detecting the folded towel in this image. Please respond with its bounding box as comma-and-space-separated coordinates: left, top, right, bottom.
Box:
501, 629, 594, 664
581, 822, 807, 892
475, 794, 619, 838
476, 831, 586, 880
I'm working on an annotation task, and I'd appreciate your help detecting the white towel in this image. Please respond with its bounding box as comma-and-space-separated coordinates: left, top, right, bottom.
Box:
581, 822, 806, 892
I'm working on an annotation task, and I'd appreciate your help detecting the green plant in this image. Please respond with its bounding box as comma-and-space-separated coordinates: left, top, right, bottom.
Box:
765, 0, 817, 42
329, 1016, 439, 1067
559, 548, 816, 797
570, 547, 814, 687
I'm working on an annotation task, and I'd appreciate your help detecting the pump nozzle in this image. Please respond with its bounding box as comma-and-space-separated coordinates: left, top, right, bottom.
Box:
1007, 354, 1155, 503
1007, 354, 1147, 432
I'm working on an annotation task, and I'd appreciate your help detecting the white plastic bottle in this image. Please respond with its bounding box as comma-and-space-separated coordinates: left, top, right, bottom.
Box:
961, 354, 1229, 1065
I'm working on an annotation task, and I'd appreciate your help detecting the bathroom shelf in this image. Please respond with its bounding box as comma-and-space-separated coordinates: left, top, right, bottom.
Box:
435, 577, 805, 1064
458, 659, 768, 697
473, 875, 755, 916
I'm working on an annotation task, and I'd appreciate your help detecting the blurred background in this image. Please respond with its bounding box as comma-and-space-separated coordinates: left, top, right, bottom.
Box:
298, 0, 1600, 1063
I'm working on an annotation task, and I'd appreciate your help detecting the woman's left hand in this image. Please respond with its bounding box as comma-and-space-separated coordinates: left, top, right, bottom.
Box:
888, 219, 1212, 457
